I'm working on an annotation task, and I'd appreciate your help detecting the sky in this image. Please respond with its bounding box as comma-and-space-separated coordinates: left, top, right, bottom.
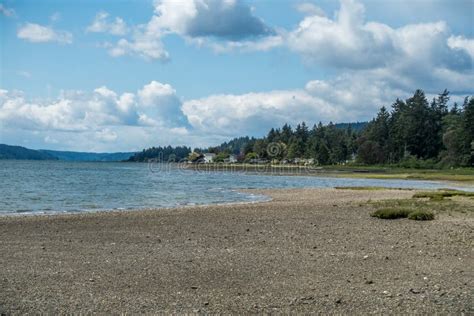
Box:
0, 0, 473, 152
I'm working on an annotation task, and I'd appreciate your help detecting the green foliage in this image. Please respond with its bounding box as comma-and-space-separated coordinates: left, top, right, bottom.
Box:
407, 210, 435, 221
413, 190, 474, 200
244, 152, 258, 162
357, 91, 473, 167
371, 208, 435, 220
371, 208, 413, 219
127, 146, 191, 162
193, 89, 472, 168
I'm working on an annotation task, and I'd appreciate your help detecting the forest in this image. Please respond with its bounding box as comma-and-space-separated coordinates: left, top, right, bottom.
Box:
130, 89, 474, 168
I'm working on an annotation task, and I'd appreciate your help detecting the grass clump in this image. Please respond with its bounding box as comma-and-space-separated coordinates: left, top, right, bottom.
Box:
335, 186, 385, 191
413, 190, 474, 201
371, 208, 413, 219
371, 208, 436, 221
407, 210, 435, 221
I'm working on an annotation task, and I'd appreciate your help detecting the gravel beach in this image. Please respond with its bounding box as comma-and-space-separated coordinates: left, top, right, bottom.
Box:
0, 188, 472, 314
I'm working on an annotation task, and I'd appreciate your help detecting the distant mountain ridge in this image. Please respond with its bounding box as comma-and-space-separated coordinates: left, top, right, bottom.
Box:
40, 150, 136, 162
0, 144, 58, 160
0, 144, 135, 161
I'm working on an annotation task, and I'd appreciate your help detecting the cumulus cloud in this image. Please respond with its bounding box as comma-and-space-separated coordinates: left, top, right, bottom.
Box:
153, 0, 273, 40
106, 0, 276, 60
181, 72, 411, 137
286, 0, 473, 92
0, 82, 198, 151
87, 11, 128, 35
0, 82, 189, 133
295, 2, 325, 17
17, 23, 72, 44
448, 35, 474, 59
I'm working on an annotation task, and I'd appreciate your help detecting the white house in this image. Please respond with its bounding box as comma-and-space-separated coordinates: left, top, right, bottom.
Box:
203, 153, 216, 163
224, 154, 238, 163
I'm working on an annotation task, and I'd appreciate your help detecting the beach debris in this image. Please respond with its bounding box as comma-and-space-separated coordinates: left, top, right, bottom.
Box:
410, 288, 421, 294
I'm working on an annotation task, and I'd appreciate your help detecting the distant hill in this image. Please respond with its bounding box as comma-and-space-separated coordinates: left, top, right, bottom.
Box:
0, 144, 135, 161
40, 150, 136, 162
0, 144, 58, 160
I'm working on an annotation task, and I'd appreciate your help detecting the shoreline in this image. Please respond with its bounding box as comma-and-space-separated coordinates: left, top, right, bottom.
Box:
1, 188, 472, 313
2, 180, 473, 217
183, 163, 474, 184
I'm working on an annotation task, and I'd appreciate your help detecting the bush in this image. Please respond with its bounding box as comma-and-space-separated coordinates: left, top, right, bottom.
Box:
371, 208, 412, 219
407, 210, 435, 221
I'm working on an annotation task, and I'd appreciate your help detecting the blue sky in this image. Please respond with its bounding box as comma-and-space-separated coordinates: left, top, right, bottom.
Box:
0, 0, 473, 151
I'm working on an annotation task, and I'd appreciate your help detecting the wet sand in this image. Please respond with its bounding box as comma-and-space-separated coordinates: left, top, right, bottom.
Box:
0, 188, 472, 314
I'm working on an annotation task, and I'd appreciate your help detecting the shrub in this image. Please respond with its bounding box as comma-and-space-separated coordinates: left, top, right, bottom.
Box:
407, 210, 435, 221
371, 208, 412, 219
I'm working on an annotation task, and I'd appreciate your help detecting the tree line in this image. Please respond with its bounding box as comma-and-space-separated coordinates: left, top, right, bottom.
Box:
207, 89, 473, 167
128, 89, 473, 168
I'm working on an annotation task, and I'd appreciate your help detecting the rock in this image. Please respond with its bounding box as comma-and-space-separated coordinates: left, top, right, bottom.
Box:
365, 280, 374, 285
191, 286, 198, 290
335, 298, 342, 304
363, 255, 369, 260
410, 288, 421, 294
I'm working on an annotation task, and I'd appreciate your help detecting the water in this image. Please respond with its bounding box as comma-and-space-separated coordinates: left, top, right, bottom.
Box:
0, 160, 472, 215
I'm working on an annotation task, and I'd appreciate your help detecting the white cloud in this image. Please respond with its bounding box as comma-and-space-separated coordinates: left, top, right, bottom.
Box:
106, 24, 169, 60
87, 11, 128, 36
181, 73, 408, 137
286, 0, 473, 92
447, 35, 474, 59
137, 81, 189, 127
0, 82, 199, 151
0, 4, 15, 17
106, 0, 276, 60
295, 2, 325, 17
17, 23, 72, 44
153, 0, 273, 40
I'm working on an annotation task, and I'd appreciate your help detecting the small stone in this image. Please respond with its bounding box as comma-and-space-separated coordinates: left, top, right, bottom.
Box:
365, 280, 374, 284
410, 288, 421, 294
363, 255, 369, 260
335, 298, 342, 304
203, 302, 209, 306
191, 286, 198, 290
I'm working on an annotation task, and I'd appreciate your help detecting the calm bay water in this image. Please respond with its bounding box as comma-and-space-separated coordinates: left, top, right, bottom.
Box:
0, 160, 472, 215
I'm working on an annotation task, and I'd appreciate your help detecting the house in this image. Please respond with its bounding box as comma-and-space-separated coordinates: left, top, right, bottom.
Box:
224, 154, 238, 163
203, 153, 216, 163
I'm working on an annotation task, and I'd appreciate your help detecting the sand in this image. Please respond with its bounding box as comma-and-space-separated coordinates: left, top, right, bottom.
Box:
0, 188, 472, 314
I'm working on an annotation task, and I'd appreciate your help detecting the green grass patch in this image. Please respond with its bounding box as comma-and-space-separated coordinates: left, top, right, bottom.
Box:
335, 186, 386, 191
371, 208, 435, 221
407, 210, 435, 221
413, 190, 474, 200
371, 208, 413, 219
